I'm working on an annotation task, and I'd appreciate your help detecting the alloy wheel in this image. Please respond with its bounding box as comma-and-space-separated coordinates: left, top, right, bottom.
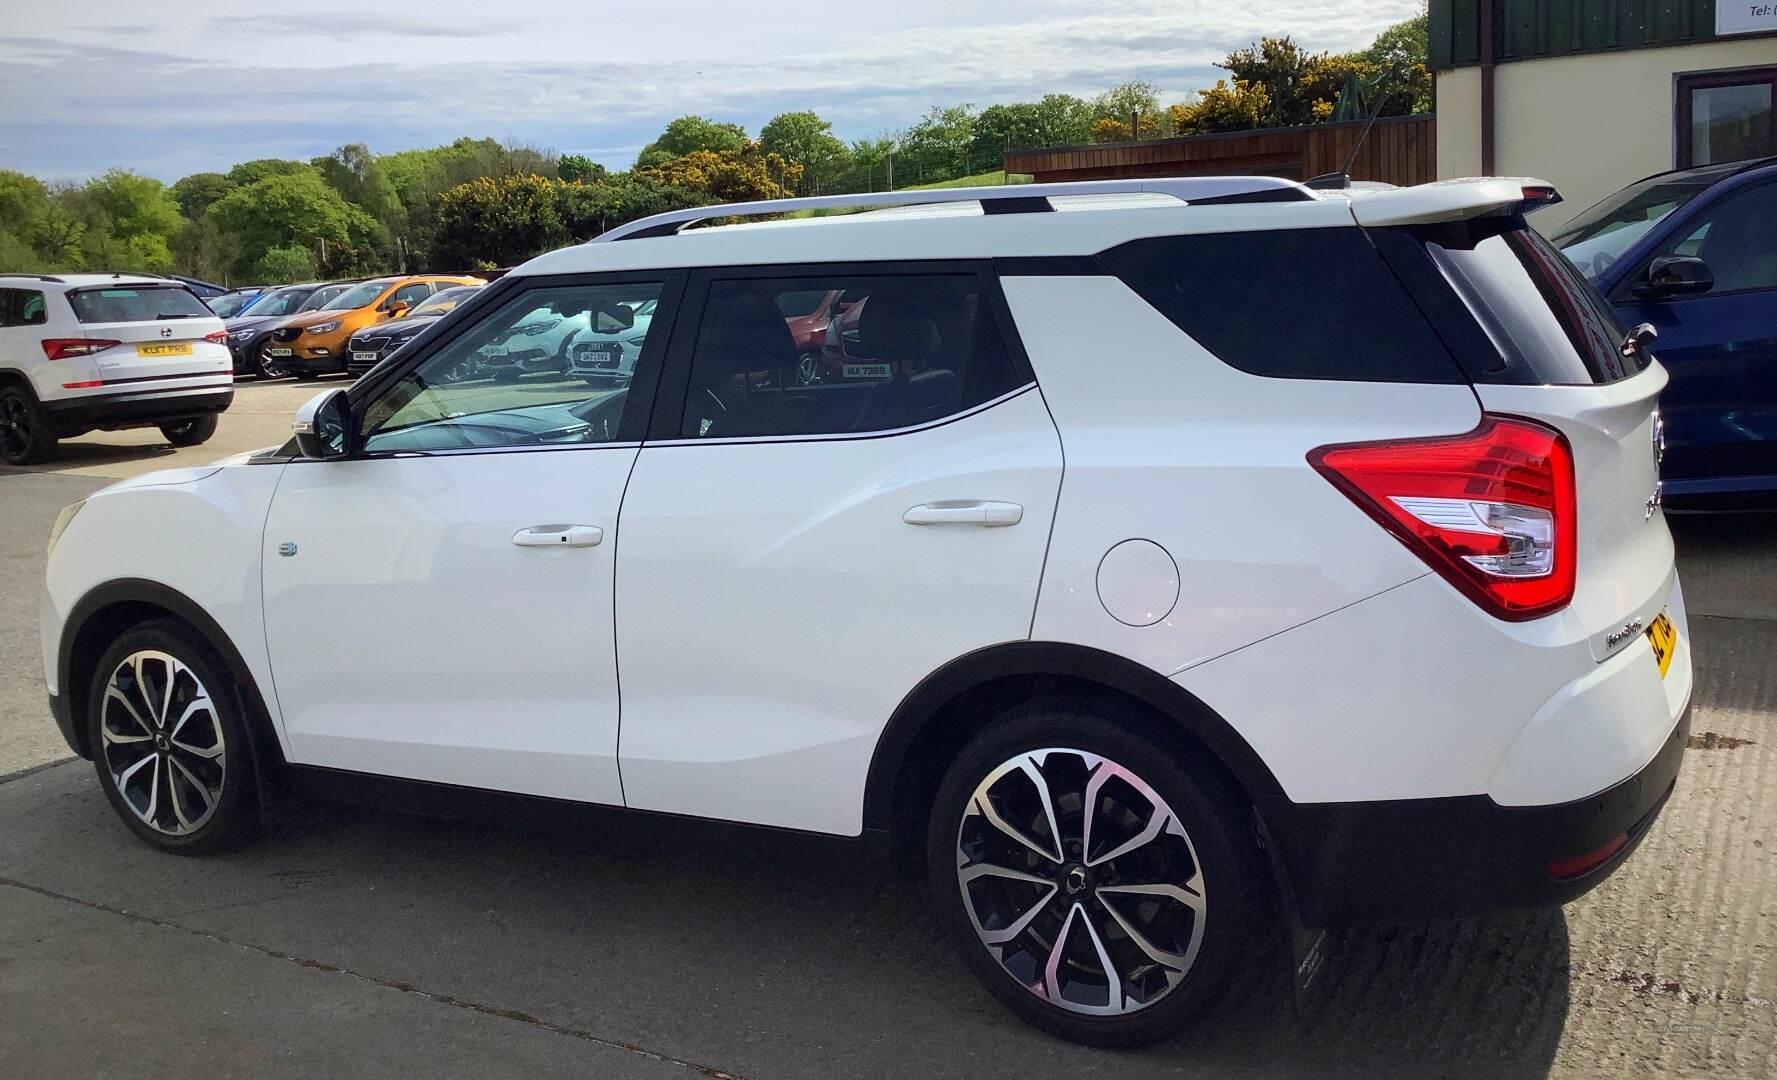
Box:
98, 650, 227, 836
0, 393, 33, 458
795, 352, 821, 386
956, 748, 1207, 1016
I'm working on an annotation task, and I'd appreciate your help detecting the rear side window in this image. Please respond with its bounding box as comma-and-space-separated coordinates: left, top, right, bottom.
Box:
679, 273, 1026, 440
68, 285, 211, 324
0, 288, 47, 326
1100, 228, 1465, 383
1426, 224, 1641, 384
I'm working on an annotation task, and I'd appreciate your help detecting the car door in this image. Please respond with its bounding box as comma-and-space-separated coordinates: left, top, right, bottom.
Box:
261, 273, 678, 801
1614, 178, 1777, 489
614, 265, 1064, 834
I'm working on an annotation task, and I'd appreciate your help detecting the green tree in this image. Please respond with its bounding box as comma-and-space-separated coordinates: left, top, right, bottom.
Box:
971, 95, 1094, 161
431, 173, 569, 268
1092, 81, 1168, 140
897, 104, 977, 183
557, 173, 704, 240
0, 170, 58, 267
759, 111, 850, 191
253, 244, 318, 284
558, 154, 606, 183
635, 115, 748, 169
640, 145, 800, 203
207, 171, 379, 279
170, 172, 233, 219
171, 217, 242, 283
225, 158, 312, 187
1343, 12, 1433, 116
1170, 80, 1272, 135
1216, 37, 1360, 128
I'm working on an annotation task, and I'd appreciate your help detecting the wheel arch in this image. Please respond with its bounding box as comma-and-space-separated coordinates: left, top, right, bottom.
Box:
59, 578, 285, 774
863, 641, 1284, 865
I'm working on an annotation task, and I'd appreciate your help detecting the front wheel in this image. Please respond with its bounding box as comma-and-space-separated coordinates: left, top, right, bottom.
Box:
87, 620, 260, 853
159, 414, 218, 447
927, 701, 1267, 1046
793, 351, 822, 386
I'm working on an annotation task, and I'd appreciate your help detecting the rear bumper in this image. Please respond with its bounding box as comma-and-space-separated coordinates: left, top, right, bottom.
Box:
1259, 700, 1689, 926
42, 387, 233, 434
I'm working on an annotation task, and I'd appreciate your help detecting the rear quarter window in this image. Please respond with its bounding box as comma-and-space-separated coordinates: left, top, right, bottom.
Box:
68, 285, 211, 324
1099, 227, 1466, 384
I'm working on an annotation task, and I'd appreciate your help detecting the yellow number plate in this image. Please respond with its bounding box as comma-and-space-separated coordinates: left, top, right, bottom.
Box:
1647, 612, 1677, 678
136, 343, 193, 357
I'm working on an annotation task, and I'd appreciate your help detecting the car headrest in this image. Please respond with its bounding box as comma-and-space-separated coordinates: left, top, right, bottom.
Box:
854, 291, 942, 362
698, 287, 796, 378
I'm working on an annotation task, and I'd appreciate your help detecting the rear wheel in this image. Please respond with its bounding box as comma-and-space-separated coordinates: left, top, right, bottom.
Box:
794, 352, 822, 386
258, 351, 286, 379
928, 701, 1267, 1046
159, 414, 218, 447
0, 385, 56, 465
87, 620, 260, 854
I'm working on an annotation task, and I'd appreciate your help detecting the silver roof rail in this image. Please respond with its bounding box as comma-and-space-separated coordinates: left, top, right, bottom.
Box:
593, 176, 1314, 242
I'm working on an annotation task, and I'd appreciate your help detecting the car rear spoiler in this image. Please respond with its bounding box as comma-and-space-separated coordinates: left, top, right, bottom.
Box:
1344, 178, 1562, 227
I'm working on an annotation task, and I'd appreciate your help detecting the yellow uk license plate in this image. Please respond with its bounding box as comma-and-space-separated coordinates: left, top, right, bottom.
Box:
1647, 612, 1676, 678
136, 343, 192, 357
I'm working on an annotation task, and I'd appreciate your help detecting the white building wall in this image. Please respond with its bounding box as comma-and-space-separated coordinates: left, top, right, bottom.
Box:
1435, 38, 1777, 229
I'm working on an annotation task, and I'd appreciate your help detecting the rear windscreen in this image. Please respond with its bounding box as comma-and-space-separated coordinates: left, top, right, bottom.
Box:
1424, 224, 1645, 385
68, 285, 212, 324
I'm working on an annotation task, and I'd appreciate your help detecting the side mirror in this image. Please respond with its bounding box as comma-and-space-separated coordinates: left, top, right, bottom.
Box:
292, 388, 354, 460
1635, 255, 1714, 299
591, 300, 636, 334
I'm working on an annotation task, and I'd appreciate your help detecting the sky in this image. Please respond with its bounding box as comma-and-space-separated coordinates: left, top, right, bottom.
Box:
0, 0, 1423, 183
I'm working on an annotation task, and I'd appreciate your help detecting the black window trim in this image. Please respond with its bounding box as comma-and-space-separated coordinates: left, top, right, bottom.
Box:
647, 259, 1039, 445
329, 268, 688, 460
1676, 65, 1777, 170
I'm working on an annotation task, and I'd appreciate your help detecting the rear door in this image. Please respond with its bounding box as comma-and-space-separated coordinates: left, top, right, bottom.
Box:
1610, 178, 1777, 489
614, 264, 1062, 834
65, 283, 229, 385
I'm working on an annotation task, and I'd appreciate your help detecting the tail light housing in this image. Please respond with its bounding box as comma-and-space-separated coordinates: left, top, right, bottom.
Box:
204, 329, 230, 345
1309, 415, 1576, 621
41, 338, 119, 360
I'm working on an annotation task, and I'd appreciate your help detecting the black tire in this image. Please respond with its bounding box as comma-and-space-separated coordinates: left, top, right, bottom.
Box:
927, 699, 1268, 1047
159, 414, 218, 447
87, 619, 260, 854
0, 384, 57, 465
793, 351, 822, 386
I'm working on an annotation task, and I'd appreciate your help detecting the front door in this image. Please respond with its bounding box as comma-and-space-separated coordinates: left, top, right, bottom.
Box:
262, 275, 673, 802
614, 266, 1064, 834
1616, 179, 1777, 491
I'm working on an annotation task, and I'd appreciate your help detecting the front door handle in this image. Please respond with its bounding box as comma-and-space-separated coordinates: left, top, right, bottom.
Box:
903, 501, 1023, 527
512, 525, 604, 548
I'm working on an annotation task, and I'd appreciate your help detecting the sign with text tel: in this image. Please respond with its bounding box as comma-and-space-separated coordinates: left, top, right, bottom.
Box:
1718, 4, 1777, 35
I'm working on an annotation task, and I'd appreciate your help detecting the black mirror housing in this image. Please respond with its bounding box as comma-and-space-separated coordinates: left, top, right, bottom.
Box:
1636, 254, 1714, 299
292, 388, 355, 459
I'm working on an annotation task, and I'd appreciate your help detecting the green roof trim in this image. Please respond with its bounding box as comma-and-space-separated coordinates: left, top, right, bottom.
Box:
1429, 1, 1727, 70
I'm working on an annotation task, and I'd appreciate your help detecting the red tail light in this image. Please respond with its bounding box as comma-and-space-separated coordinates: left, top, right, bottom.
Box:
1309, 415, 1576, 622
204, 329, 229, 345
41, 338, 119, 360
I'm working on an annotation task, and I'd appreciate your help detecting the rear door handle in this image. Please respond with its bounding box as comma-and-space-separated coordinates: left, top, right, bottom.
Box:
903, 501, 1023, 527
512, 525, 604, 548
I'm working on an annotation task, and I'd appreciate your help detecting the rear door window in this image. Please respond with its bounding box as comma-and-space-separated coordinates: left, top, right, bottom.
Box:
1099, 228, 1466, 383
68, 285, 211, 323
677, 271, 1027, 440
1426, 224, 1641, 384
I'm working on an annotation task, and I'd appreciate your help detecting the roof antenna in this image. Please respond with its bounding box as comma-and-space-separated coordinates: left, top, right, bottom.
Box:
1307, 65, 1396, 190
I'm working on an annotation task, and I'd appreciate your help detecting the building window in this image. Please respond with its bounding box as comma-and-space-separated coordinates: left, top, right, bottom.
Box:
1678, 68, 1776, 168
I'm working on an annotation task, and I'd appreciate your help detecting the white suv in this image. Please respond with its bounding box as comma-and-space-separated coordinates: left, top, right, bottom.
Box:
39, 179, 1692, 1046
0, 274, 232, 465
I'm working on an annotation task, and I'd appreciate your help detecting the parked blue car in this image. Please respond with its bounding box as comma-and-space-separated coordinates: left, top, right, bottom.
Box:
1553, 157, 1777, 507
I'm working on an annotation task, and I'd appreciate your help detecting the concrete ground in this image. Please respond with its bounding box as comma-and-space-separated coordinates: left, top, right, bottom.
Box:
1, 382, 1773, 1078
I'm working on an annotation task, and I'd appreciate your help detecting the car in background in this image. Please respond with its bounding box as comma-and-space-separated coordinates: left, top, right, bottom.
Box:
222, 282, 328, 378
564, 296, 656, 386
266, 275, 481, 380
776, 288, 854, 385
0, 273, 231, 464
473, 293, 590, 381
206, 287, 268, 319
345, 284, 483, 377
1552, 156, 1777, 506
172, 276, 227, 300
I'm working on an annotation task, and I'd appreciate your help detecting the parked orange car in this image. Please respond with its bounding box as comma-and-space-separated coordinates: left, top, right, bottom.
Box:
265, 274, 482, 379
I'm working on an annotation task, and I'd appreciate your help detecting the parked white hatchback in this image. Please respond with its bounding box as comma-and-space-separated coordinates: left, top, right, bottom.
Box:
1, 274, 232, 465
40, 178, 1691, 1046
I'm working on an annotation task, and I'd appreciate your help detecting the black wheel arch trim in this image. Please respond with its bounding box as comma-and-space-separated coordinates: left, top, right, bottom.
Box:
57, 578, 288, 777
861, 640, 1285, 834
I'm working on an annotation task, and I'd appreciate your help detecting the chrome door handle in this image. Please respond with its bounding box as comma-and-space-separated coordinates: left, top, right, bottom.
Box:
903, 501, 1023, 527
512, 525, 604, 548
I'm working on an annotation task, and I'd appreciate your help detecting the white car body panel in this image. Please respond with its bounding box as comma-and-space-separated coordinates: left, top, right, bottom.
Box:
260, 449, 635, 803
614, 388, 1063, 833
1005, 274, 1482, 676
